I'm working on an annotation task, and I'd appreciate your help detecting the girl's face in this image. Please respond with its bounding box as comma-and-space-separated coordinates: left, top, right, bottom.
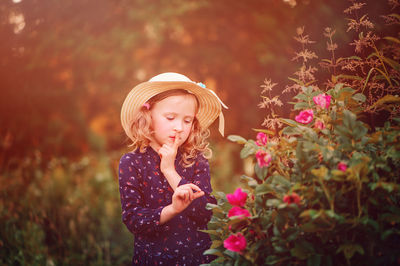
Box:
149, 94, 197, 151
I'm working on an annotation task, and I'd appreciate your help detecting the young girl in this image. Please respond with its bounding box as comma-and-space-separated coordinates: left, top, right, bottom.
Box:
119, 72, 227, 265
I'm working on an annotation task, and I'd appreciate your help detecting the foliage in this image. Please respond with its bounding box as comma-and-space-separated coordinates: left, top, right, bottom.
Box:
0, 152, 132, 266
205, 84, 400, 265
204, 1, 400, 265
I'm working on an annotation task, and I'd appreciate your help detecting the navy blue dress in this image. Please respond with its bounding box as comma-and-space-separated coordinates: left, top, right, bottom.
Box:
118, 147, 216, 265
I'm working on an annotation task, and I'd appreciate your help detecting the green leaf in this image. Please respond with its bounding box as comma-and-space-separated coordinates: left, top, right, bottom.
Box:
255, 163, 269, 180
337, 56, 361, 63
271, 175, 291, 189
387, 13, 400, 20
370, 95, 400, 109
252, 128, 275, 135
199, 229, 222, 236
265, 255, 284, 265
307, 255, 321, 266
241, 175, 258, 188
210, 240, 223, 249
228, 135, 247, 144
204, 248, 224, 257
336, 243, 364, 260
352, 93, 366, 103
381, 56, 400, 71
255, 182, 274, 196
384, 36, 400, 44
206, 203, 221, 210
293, 93, 308, 101
280, 118, 297, 127
288, 77, 304, 85
266, 199, 281, 207
381, 229, 400, 240
334, 74, 363, 81
240, 141, 257, 159
291, 243, 311, 260
311, 166, 328, 179
294, 101, 310, 110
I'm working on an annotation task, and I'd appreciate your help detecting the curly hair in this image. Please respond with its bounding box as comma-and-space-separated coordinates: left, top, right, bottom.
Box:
128, 89, 212, 167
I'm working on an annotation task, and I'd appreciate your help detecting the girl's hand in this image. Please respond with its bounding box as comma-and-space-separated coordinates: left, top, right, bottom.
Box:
171, 183, 205, 213
158, 133, 181, 175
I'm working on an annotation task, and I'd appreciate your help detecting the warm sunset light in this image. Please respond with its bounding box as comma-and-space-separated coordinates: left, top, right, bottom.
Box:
0, 0, 399, 265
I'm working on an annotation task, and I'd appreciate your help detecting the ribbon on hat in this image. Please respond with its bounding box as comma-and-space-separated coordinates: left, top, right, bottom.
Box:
207, 88, 228, 137
197, 83, 228, 137
219, 111, 225, 136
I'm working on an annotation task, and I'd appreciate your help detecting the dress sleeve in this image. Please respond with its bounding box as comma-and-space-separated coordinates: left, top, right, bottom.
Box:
177, 156, 217, 225
118, 153, 164, 235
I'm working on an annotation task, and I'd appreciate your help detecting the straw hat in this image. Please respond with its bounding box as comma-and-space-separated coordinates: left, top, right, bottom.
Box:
121, 72, 228, 141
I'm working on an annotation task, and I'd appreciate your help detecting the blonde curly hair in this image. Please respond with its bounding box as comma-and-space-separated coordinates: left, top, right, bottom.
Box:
128, 89, 212, 167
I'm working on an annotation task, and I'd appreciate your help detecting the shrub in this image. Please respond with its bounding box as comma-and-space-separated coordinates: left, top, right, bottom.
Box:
205, 85, 400, 265
0, 152, 132, 266
204, 1, 400, 265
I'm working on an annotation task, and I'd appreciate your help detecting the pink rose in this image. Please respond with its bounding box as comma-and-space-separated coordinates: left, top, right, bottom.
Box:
255, 150, 272, 168
295, 109, 314, 124
314, 120, 325, 130
228, 206, 251, 218
256, 132, 268, 146
338, 162, 347, 172
227, 188, 248, 207
224, 233, 247, 253
283, 192, 301, 205
313, 94, 332, 110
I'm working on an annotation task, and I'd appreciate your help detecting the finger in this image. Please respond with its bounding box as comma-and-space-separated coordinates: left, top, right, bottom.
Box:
185, 187, 194, 201
185, 183, 202, 193
173, 132, 181, 150
192, 191, 205, 200
158, 146, 166, 158
176, 189, 187, 201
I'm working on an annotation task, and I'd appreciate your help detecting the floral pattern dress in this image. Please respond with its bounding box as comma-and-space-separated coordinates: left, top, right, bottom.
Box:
118, 147, 217, 265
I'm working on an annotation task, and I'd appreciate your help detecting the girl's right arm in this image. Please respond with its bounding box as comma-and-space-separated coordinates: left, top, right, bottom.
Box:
118, 154, 165, 235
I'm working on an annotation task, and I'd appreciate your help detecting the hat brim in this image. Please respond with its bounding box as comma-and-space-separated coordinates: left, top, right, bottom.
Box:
121, 81, 222, 141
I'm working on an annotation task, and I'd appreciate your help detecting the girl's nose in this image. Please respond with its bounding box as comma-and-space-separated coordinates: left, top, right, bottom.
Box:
174, 121, 184, 132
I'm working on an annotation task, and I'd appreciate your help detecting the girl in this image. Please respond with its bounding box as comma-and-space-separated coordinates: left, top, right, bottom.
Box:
119, 72, 227, 265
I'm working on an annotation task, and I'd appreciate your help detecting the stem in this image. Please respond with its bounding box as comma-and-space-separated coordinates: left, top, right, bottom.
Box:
372, 44, 394, 88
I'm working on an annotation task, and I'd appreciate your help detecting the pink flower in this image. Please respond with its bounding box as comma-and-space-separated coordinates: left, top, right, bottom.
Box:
283, 192, 301, 205
224, 233, 247, 253
227, 188, 247, 207
256, 132, 268, 146
338, 162, 347, 172
314, 120, 325, 130
313, 94, 332, 110
255, 150, 272, 168
228, 206, 251, 218
295, 109, 314, 124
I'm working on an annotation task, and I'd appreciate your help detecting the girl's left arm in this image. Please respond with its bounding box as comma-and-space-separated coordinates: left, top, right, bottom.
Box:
177, 156, 217, 225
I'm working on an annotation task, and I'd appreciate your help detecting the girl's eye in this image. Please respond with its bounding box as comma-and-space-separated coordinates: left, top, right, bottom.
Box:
184, 120, 193, 124
166, 117, 174, 120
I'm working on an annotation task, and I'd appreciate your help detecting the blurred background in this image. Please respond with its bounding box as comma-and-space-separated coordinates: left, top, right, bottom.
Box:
0, 0, 393, 265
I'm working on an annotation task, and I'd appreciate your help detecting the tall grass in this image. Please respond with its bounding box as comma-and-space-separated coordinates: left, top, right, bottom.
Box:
0, 152, 132, 266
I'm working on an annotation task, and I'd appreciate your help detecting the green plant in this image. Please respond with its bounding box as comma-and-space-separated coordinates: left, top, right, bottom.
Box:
205, 84, 400, 265
204, 1, 400, 265
0, 152, 132, 266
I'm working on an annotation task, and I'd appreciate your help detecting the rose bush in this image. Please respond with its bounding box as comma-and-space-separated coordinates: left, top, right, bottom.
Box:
203, 84, 400, 265
203, 1, 400, 264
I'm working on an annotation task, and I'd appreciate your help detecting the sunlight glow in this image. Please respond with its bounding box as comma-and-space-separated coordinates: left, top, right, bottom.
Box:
9, 12, 25, 34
